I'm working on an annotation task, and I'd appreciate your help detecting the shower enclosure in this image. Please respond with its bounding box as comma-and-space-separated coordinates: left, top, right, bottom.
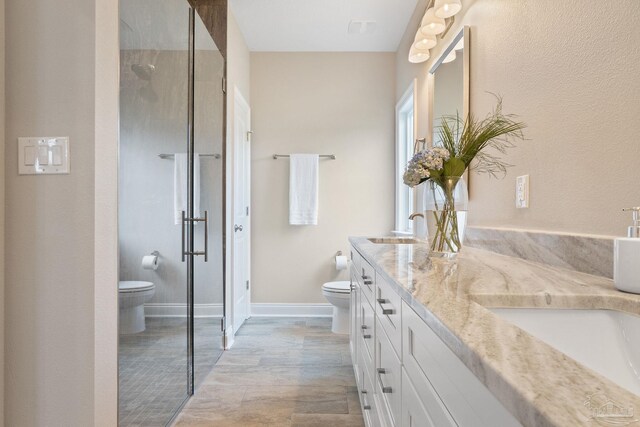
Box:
118, 1, 226, 425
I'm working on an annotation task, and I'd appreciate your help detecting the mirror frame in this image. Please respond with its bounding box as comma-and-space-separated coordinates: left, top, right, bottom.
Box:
427, 26, 470, 147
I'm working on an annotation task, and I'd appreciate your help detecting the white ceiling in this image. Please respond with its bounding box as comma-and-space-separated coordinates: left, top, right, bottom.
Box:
230, 0, 420, 52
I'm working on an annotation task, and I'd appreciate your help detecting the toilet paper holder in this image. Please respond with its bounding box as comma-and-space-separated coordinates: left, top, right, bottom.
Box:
150, 250, 159, 257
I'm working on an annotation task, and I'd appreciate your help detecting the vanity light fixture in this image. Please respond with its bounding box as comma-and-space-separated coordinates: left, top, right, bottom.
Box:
407, 0, 463, 64
420, 8, 446, 35
409, 46, 431, 63
434, 0, 462, 19
414, 32, 437, 50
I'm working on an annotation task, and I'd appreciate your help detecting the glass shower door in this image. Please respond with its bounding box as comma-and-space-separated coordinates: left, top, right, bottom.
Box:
118, 0, 191, 425
192, 11, 226, 389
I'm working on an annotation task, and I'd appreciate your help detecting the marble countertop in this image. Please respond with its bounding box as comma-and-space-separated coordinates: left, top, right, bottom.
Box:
349, 236, 640, 427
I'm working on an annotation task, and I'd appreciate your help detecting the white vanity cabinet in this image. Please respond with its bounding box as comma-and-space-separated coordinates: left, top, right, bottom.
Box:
351, 248, 380, 424
350, 245, 522, 427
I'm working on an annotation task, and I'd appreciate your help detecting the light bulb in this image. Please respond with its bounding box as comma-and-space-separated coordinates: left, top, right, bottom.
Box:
434, 0, 462, 19
409, 46, 430, 64
419, 8, 446, 36
413, 32, 437, 50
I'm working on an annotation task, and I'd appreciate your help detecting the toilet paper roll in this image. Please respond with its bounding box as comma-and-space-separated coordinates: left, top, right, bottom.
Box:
335, 255, 348, 271
142, 255, 159, 271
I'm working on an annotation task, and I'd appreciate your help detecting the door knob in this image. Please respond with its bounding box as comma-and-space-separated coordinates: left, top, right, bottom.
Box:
234, 225, 243, 232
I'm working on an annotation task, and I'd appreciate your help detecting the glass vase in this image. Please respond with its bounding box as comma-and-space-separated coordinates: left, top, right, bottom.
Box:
424, 176, 468, 258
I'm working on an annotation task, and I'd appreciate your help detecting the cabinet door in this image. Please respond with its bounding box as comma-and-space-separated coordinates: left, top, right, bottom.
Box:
376, 274, 402, 357
360, 296, 375, 372
361, 257, 376, 305
350, 274, 360, 376
402, 301, 521, 427
375, 318, 402, 426
358, 351, 380, 427
401, 368, 456, 427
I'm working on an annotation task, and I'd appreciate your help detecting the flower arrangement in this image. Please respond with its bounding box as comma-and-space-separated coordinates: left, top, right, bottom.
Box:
403, 97, 527, 256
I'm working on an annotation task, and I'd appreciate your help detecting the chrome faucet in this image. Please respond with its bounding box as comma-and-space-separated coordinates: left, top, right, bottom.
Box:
408, 213, 424, 220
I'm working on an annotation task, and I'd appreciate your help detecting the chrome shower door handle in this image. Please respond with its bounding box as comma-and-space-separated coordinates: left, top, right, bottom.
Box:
181, 211, 208, 262
203, 210, 208, 262
181, 210, 186, 262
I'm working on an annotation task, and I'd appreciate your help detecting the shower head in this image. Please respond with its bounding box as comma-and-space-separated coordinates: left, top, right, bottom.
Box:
131, 64, 155, 81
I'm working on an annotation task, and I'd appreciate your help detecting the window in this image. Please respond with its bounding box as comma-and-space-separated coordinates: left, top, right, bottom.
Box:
395, 81, 417, 234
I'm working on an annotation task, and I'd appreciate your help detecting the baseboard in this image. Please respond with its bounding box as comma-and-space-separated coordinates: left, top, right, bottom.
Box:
144, 303, 223, 318
250, 303, 333, 317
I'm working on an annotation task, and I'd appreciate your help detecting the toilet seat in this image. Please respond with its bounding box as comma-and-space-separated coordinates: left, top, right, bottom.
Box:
322, 281, 351, 294
119, 281, 155, 293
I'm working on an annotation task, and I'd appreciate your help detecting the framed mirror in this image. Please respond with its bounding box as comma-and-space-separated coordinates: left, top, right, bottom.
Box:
429, 26, 470, 147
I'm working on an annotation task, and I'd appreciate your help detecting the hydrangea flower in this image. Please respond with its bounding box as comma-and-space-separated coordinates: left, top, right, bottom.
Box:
402, 147, 451, 187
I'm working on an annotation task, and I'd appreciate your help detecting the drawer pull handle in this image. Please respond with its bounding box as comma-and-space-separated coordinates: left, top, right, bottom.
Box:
377, 368, 393, 393
376, 298, 395, 315
361, 328, 371, 339
361, 390, 371, 410
364, 280, 373, 286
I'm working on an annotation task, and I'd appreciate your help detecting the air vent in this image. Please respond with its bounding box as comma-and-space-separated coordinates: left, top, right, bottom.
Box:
348, 20, 377, 35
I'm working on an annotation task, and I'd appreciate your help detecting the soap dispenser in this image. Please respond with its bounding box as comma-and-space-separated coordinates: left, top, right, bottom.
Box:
614, 207, 640, 294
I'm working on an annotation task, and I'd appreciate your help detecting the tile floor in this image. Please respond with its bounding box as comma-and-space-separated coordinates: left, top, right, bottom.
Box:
119, 317, 223, 426
173, 317, 365, 426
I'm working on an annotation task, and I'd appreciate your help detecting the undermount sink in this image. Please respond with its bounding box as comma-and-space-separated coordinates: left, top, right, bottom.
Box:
490, 308, 640, 396
367, 237, 422, 245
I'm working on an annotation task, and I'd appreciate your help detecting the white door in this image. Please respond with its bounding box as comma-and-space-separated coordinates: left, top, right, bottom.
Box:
232, 87, 251, 332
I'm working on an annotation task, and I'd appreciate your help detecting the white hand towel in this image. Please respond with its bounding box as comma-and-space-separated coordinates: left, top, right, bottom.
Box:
289, 154, 319, 225
174, 153, 201, 225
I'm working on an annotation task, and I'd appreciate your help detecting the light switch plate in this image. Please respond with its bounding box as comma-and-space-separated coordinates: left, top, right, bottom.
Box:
516, 175, 529, 208
18, 137, 70, 175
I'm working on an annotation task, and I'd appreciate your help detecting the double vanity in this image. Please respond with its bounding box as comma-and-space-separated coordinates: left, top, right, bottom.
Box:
349, 236, 640, 427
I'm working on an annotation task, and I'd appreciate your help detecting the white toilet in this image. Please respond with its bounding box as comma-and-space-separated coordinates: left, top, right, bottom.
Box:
119, 281, 155, 334
322, 281, 351, 334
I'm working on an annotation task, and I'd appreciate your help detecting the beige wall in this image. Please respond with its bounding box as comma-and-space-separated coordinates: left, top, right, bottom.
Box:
251, 53, 395, 304
225, 10, 251, 327
397, 0, 640, 237
5, 0, 98, 425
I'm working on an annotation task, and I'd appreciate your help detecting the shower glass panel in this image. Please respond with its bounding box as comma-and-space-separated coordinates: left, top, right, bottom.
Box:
118, 0, 190, 425
193, 14, 225, 388
193, 12, 226, 388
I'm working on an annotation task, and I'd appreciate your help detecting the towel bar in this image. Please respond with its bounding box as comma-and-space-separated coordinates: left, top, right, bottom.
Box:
159, 153, 221, 159
273, 154, 336, 160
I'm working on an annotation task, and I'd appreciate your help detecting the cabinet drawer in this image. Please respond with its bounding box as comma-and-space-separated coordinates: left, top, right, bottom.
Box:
360, 295, 375, 367
401, 367, 456, 427
375, 318, 402, 426
375, 275, 402, 357
402, 302, 521, 427
360, 258, 376, 305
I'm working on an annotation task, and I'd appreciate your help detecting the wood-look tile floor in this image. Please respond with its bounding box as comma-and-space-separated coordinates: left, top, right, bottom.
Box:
173, 317, 365, 427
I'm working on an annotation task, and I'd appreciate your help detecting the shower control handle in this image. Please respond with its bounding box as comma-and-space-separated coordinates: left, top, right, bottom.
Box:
234, 224, 243, 232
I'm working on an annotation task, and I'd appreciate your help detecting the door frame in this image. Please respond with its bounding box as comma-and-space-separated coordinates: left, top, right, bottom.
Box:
227, 85, 251, 346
